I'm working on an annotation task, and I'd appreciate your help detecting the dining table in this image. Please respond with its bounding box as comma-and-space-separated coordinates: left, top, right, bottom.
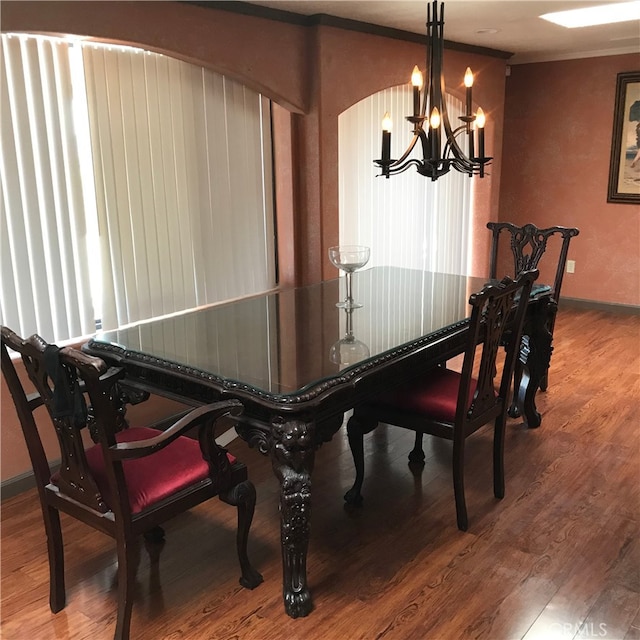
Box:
83, 266, 555, 617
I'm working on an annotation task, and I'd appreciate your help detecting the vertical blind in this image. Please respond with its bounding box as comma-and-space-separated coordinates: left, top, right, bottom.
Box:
339, 85, 472, 276
1, 35, 95, 341
82, 45, 276, 331
343, 269, 469, 359
1, 34, 276, 343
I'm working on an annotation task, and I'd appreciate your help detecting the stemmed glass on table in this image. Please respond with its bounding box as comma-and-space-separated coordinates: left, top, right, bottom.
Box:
328, 245, 370, 309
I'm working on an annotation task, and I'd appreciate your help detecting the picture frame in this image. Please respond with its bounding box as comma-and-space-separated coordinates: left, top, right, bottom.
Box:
607, 71, 640, 204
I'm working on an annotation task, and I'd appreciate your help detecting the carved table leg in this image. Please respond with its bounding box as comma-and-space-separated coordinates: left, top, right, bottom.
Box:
513, 298, 556, 428
270, 416, 316, 618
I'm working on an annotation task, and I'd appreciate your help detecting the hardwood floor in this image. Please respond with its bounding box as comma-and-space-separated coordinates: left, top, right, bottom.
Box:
2, 307, 639, 640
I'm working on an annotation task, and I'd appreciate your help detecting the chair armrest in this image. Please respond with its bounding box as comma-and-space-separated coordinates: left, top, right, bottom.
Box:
59, 346, 108, 377
108, 400, 243, 461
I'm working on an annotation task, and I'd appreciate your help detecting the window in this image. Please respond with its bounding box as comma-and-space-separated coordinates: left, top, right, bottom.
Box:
1, 34, 276, 343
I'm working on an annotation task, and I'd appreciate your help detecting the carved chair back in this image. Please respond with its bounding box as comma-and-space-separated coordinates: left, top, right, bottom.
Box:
487, 222, 579, 302
456, 270, 538, 433
1, 327, 112, 511
344, 270, 539, 530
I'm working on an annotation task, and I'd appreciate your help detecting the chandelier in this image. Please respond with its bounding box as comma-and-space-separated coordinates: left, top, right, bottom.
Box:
376, 0, 491, 181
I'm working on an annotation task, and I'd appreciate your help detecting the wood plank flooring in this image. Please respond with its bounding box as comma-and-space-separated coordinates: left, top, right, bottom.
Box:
1, 307, 639, 640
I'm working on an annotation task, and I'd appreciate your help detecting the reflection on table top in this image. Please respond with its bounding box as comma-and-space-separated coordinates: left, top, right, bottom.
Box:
89, 267, 488, 397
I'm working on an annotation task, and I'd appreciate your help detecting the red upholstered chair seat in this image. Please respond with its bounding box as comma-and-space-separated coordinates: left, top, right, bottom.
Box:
375, 368, 477, 423
52, 427, 237, 514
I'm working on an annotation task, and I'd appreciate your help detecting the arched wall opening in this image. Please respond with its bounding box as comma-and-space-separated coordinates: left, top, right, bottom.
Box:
338, 84, 474, 276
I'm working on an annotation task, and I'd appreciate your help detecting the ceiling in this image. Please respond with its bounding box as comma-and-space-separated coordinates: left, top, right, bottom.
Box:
245, 0, 640, 64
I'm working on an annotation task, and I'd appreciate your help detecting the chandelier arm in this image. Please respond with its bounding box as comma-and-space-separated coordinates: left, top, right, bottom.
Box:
437, 74, 487, 170
451, 123, 468, 138
447, 134, 473, 162
391, 129, 425, 167
450, 156, 476, 174
387, 158, 424, 176
439, 92, 466, 157
442, 105, 480, 169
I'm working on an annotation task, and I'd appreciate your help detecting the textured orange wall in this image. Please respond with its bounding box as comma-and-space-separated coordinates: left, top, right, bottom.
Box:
0, 1, 309, 113
2, 0, 507, 287
499, 55, 640, 306
1, 361, 61, 481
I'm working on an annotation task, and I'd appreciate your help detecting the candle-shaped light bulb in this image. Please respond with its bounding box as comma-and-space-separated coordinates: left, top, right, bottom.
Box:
476, 108, 486, 159
429, 107, 441, 129
381, 112, 392, 162
411, 65, 424, 89
464, 67, 473, 116
429, 107, 441, 161
411, 65, 423, 117
464, 67, 474, 88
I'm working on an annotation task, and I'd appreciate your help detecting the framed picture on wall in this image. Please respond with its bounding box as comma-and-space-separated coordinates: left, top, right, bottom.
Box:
608, 71, 640, 204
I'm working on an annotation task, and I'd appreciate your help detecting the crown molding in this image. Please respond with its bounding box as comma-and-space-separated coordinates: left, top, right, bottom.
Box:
182, 1, 513, 60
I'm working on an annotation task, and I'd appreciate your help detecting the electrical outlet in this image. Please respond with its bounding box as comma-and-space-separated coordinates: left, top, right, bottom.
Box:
566, 260, 575, 274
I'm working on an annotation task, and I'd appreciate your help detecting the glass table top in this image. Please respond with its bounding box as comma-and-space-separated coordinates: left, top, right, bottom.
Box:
91, 266, 488, 396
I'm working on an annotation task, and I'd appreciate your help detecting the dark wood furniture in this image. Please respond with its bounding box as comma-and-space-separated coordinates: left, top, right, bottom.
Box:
81, 266, 554, 618
487, 221, 579, 396
344, 271, 537, 531
1, 327, 263, 640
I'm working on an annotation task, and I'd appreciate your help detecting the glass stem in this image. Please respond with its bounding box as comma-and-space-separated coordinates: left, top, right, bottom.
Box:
345, 271, 353, 305
346, 307, 354, 337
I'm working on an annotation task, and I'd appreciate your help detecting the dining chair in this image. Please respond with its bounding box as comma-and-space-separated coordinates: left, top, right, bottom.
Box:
1, 326, 263, 640
487, 221, 579, 392
344, 270, 538, 531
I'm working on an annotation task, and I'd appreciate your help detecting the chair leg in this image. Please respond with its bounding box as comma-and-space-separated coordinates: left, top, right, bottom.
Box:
508, 358, 524, 418
539, 372, 549, 392
143, 526, 165, 565
493, 414, 506, 500
408, 432, 426, 467
43, 505, 65, 613
142, 525, 165, 544
220, 481, 264, 590
452, 437, 468, 531
344, 413, 374, 506
540, 312, 557, 393
114, 534, 139, 640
